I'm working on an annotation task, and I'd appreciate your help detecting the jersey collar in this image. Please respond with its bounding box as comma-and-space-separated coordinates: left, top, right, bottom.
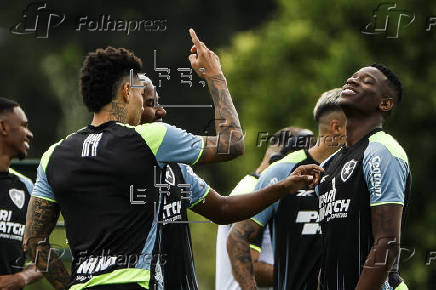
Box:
342, 127, 383, 153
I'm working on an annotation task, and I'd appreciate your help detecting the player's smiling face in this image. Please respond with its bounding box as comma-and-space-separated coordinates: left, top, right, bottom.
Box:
140, 83, 167, 124
2, 107, 33, 160
340, 67, 388, 113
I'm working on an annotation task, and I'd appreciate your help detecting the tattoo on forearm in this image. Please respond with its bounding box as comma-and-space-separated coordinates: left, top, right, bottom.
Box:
227, 221, 261, 289
109, 101, 128, 124
206, 74, 243, 155
24, 198, 70, 289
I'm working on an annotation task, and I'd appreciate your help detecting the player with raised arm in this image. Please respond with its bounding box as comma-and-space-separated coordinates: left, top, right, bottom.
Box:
23, 28, 243, 290
138, 75, 318, 290
227, 89, 346, 290
0, 98, 42, 289
23, 29, 322, 290
316, 64, 410, 290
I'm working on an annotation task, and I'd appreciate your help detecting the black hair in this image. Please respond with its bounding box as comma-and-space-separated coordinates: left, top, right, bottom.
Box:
80, 46, 143, 112
0, 98, 19, 115
370, 63, 402, 103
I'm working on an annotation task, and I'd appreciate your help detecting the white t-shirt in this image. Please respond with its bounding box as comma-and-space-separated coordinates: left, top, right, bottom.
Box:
215, 174, 274, 290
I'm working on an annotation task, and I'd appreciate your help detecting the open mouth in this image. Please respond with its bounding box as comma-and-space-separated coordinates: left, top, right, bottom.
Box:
341, 86, 358, 96
24, 141, 30, 150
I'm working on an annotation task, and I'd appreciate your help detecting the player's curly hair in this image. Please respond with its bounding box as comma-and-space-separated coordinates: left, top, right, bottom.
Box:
370, 63, 402, 103
80, 47, 143, 112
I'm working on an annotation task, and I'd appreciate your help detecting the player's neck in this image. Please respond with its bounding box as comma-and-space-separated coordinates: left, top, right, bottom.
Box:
91, 102, 128, 127
0, 147, 11, 172
345, 115, 383, 147
91, 111, 112, 127
309, 135, 341, 164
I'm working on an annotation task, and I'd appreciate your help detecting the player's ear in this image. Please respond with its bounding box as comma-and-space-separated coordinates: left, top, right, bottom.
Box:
0, 119, 9, 136
329, 119, 341, 135
378, 97, 394, 113
121, 82, 130, 104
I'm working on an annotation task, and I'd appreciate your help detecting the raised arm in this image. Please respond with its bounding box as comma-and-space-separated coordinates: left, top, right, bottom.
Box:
355, 204, 403, 290
23, 197, 70, 289
188, 28, 244, 162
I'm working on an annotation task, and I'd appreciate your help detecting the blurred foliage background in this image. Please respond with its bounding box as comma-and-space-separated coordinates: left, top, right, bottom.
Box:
2, 0, 436, 289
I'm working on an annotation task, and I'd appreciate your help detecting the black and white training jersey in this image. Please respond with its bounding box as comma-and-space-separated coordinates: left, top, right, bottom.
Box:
252, 150, 322, 290
32, 121, 205, 289
316, 129, 411, 290
150, 162, 210, 290
0, 169, 33, 276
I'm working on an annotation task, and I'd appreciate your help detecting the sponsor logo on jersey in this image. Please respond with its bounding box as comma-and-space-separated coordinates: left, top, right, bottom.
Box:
269, 177, 279, 185
296, 189, 315, 197
161, 197, 182, 224
295, 210, 322, 235
154, 262, 164, 287
0, 209, 25, 240
368, 155, 382, 197
165, 166, 175, 186
9, 189, 25, 209
320, 174, 329, 184
76, 255, 117, 275
319, 177, 351, 222
341, 159, 358, 182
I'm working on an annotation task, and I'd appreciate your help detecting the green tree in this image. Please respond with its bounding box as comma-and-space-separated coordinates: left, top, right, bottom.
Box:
218, 0, 436, 289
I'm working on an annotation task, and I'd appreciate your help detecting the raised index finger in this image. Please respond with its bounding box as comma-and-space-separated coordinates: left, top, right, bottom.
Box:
189, 28, 200, 45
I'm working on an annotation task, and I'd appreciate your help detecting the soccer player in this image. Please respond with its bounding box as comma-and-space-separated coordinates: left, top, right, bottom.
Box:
138, 75, 316, 289
227, 88, 347, 290
215, 127, 315, 290
316, 64, 410, 290
23, 29, 322, 290
0, 98, 42, 289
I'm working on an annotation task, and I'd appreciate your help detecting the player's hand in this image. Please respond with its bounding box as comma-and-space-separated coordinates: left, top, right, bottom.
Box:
278, 164, 324, 193
0, 273, 26, 289
188, 28, 223, 79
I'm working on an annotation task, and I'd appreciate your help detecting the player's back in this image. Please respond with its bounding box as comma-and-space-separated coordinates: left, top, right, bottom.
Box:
44, 121, 161, 286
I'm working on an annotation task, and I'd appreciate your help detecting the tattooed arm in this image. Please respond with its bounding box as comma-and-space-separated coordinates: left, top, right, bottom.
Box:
355, 204, 403, 290
251, 249, 274, 287
188, 28, 244, 162
227, 220, 263, 290
23, 197, 70, 289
